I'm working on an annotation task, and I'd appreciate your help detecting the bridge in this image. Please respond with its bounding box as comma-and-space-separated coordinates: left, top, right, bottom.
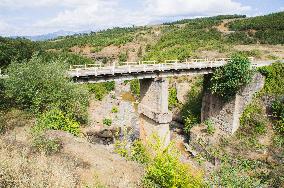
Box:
68, 58, 282, 145
1, 58, 282, 146
68, 57, 275, 83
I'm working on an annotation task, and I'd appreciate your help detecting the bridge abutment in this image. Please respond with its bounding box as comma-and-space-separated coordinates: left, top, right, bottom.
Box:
201, 73, 265, 134
138, 78, 172, 146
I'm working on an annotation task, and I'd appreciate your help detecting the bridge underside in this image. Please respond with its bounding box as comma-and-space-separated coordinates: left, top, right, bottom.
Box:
71, 68, 214, 83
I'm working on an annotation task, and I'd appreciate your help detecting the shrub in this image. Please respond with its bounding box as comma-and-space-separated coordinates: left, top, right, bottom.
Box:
130, 79, 140, 97
103, 118, 112, 126
4, 55, 89, 123
119, 52, 128, 62
181, 77, 203, 133
114, 135, 206, 187
142, 135, 205, 188
210, 54, 254, 100
240, 100, 267, 135
258, 62, 284, 96
111, 106, 119, 113
130, 140, 150, 164
32, 136, 61, 155
205, 119, 215, 135
88, 81, 115, 101
168, 87, 179, 110
271, 98, 284, 134
37, 108, 81, 136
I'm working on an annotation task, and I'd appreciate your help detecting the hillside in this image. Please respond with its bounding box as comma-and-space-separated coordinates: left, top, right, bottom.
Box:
0, 12, 284, 187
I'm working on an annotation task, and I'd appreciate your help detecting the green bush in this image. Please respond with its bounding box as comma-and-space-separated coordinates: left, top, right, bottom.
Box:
88, 81, 115, 101
271, 98, 284, 134
258, 62, 284, 96
168, 87, 178, 110
240, 100, 267, 135
142, 135, 205, 188
119, 52, 128, 62
205, 119, 215, 135
114, 136, 206, 187
4, 55, 88, 122
130, 140, 150, 164
37, 108, 80, 136
111, 106, 118, 113
181, 77, 203, 133
130, 79, 140, 97
103, 118, 112, 126
210, 54, 253, 100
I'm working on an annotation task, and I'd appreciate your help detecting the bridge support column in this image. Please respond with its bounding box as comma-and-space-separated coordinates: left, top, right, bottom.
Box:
138, 78, 172, 146
201, 73, 265, 134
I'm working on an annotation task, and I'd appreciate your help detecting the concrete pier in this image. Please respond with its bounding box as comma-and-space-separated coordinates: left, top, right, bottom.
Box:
138, 78, 172, 146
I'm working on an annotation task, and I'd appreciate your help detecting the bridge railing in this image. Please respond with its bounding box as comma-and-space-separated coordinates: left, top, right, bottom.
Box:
68, 57, 255, 74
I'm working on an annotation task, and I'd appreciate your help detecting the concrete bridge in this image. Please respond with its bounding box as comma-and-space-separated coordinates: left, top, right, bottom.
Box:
68, 58, 282, 145
1, 58, 282, 145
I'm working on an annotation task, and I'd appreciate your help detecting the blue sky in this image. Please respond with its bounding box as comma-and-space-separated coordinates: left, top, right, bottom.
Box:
0, 0, 283, 36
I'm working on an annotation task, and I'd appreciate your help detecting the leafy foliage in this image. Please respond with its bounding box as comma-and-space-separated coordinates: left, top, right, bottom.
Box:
258, 62, 284, 96
3, 55, 89, 123
228, 12, 284, 44
205, 119, 215, 135
240, 99, 268, 136
40, 27, 140, 50
103, 118, 112, 126
271, 98, 284, 135
87, 81, 115, 100
37, 108, 81, 136
210, 54, 253, 100
142, 135, 205, 188
168, 87, 178, 110
229, 12, 284, 31
130, 79, 140, 97
181, 77, 203, 133
0, 37, 39, 68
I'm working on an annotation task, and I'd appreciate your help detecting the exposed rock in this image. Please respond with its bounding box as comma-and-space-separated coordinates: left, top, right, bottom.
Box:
175, 82, 190, 104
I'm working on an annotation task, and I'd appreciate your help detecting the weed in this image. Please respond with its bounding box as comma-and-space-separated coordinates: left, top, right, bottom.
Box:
205, 119, 215, 135
111, 106, 119, 113
103, 118, 112, 126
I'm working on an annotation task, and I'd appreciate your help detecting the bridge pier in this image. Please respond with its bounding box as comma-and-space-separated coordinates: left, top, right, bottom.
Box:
138, 78, 172, 146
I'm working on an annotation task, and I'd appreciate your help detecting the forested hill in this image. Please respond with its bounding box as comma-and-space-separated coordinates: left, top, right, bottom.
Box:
1, 11, 284, 69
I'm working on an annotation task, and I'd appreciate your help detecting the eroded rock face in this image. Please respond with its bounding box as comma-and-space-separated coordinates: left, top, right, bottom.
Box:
175, 82, 190, 104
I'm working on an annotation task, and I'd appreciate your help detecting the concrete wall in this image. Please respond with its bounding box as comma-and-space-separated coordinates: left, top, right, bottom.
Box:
201, 73, 265, 134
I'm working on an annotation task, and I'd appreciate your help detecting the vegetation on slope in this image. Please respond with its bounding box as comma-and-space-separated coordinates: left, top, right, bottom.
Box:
40, 27, 142, 51
228, 11, 284, 44
0, 37, 39, 68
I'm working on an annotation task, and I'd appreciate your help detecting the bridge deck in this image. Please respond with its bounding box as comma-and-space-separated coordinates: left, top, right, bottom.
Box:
69, 58, 279, 83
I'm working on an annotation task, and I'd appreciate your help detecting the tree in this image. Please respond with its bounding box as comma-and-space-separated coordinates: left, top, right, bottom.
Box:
210, 54, 254, 100
4, 55, 89, 123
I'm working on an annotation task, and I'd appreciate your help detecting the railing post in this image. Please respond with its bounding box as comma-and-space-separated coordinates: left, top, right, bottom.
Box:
112, 62, 115, 75
95, 67, 98, 76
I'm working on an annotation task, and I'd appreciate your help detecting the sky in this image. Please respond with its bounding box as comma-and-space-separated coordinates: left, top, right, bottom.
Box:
0, 0, 283, 36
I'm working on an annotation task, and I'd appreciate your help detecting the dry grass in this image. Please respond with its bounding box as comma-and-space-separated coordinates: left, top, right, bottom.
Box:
0, 140, 80, 188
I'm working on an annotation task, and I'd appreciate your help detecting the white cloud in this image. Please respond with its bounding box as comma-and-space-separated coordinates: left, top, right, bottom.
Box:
145, 0, 250, 17
0, 19, 16, 36
280, 7, 284, 11
0, 0, 251, 36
